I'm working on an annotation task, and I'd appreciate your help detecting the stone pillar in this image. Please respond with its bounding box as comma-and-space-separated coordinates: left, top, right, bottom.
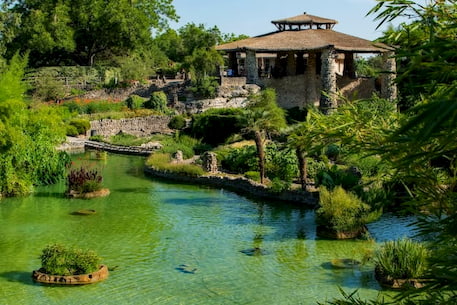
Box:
286, 51, 296, 76
304, 52, 319, 106
343, 52, 356, 78
320, 46, 338, 114
381, 51, 397, 101
174, 150, 183, 162
245, 50, 258, 84
201, 151, 218, 173
228, 52, 238, 77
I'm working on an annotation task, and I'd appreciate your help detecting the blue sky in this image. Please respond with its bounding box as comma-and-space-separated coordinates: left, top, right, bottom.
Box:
170, 0, 400, 41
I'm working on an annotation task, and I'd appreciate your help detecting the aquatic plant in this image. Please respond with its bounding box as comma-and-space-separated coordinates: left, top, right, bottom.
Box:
374, 238, 429, 280
316, 186, 373, 233
39, 244, 101, 276
66, 166, 103, 193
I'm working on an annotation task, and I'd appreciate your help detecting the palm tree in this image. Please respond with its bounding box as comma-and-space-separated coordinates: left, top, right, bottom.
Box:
244, 89, 287, 184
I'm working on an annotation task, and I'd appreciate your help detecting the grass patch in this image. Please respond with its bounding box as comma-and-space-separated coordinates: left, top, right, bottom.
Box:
146, 153, 205, 177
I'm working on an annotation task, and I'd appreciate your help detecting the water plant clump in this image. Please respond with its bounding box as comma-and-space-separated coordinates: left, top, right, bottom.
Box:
316, 186, 377, 238
66, 166, 103, 194
374, 238, 429, 280
39, 244, 101, 276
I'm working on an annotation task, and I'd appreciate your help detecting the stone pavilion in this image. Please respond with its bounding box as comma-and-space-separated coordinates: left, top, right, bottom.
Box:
215, 13, 396, 112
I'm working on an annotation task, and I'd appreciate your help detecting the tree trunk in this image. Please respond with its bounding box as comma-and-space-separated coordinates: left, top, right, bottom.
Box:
254, 130, 266, 184
296, 148, 307, 190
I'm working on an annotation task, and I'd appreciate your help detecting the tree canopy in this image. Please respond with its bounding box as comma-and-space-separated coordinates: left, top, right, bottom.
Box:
1, 0, 178, 66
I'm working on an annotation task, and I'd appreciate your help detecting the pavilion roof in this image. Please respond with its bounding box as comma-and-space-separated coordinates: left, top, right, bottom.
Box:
271, 13, 337, 26
215, 29, 392, 53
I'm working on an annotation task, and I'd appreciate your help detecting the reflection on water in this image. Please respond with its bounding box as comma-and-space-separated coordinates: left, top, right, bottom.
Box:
0, 153, 413, 305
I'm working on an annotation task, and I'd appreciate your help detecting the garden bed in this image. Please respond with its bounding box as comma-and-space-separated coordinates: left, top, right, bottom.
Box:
32, 264, 109, 285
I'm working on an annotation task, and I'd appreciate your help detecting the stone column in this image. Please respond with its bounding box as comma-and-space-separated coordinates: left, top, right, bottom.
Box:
201, 152, 218, 173
319, 46, 338, 114
228, 52, 239, 77
245, 49, 258, 84
304, 52, 319, 106
286, 51, 296, 76
343, 52, 356, 78
381, 51, 397, 101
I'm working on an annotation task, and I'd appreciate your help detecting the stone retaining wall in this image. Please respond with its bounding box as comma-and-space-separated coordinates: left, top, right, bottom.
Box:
90, 115, 172, 137
85, 140, 157, 156
144, 167, 318, 207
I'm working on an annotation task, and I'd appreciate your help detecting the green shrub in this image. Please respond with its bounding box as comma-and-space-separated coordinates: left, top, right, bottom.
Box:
374, 238, 430, 279
221, 145, 258, 174
190, 108, 245, 145
89, 135, 104, 142
265, 143, 298, 182
315, 165, 361, 190
316, 186, 372, 232
325, 144, 340, 161
270, 177, 291, 193
39, 244, 101, 276
168, 115, 187, 130
144, 91, 168, 113
125, 95, 145, 110
65, 125, 79, 137
68, 118, 90, 135
244, 171, 260, 182
146, 153, 205, 177
190, 76, 219, 99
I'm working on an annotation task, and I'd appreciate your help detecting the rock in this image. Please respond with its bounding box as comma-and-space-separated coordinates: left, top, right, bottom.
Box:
201, 151, 218, 173
240, 247, 269, 256
71, 209, 96, 216
174, 150, 184, 162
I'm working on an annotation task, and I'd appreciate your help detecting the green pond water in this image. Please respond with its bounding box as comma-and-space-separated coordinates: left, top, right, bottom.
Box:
0, 152, 415, 305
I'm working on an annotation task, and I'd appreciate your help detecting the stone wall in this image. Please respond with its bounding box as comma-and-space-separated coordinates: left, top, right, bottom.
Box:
90, 115, 172, 137
144, 166, 318, 207
183, 83, 261, 114
262, 75, 318, 108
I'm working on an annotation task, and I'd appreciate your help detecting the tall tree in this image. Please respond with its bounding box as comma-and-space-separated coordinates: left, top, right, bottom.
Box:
2, 0, 178, 66
244, 89, 287, 184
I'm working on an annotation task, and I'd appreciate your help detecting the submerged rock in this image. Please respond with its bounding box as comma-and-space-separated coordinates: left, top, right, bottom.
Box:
70, 209, 96, 216
176, 264, 197, 274
240, 247, 269, 256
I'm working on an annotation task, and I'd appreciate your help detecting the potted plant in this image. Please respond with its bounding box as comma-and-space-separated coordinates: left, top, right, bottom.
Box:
316, 186, 376, 239
374, 238, 430, 289
66, 166, 109, 198
32, 244, 109, 285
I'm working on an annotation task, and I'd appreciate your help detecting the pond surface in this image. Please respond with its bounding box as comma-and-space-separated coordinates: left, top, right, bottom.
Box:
0, 153, 416, 305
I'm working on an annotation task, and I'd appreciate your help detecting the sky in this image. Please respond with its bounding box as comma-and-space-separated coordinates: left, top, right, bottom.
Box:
169, 0, 402, 41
